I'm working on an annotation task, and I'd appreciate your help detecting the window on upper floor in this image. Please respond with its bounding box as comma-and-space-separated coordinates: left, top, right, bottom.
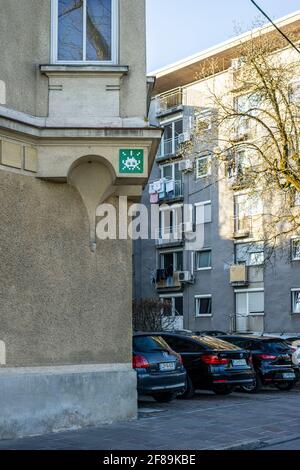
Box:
196, 250, 212, 270
194, 110, 212, 133
195, 201, 212, 225
195, 296, 212, 317
292, 290, 300, 314
235, 242, 264, 266
288, 80, 300, 103
294, 191, 300, 206
159, 251, 183, 272
157, 119, 183, 158
196, 155, 211, 179
292, 238, 300, 261
52, 0, 117, 63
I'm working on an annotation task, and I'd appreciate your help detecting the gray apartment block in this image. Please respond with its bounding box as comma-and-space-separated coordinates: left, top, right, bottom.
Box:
133, 14, 300, 335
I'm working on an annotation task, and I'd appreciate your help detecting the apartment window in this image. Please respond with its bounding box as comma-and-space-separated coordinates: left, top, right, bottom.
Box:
292, 238, 300, 261
234, 193, 263, 226
196, 250, 212, 270
159, 251, 183, 272
158, 119, 183, 157
161, 296, 183, 317
196, 155, 211, 179
195, 295, 212, 317
235, 242, 264, 266
289, 81, 300, 103
227, 149, 252, 179
158, 205, 183, 241
292, 290, 300, 314
52, 0, 117, 63
294, 192, 300, 206
195, 201, 212, 224
235, 92, 261, 115
195, 111, 212, 132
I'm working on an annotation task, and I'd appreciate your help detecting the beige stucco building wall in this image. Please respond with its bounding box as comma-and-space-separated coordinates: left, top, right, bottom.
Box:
0, 0, 161, 438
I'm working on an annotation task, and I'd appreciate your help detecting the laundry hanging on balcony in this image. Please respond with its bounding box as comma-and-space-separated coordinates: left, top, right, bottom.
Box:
150, 193, 159, 204
166, 179, 175, 194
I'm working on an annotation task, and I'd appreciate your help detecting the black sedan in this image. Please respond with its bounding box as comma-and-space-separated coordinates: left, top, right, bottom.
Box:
219, 335, 300, 392
156, 332, 255, 397
133, 334, 186, 403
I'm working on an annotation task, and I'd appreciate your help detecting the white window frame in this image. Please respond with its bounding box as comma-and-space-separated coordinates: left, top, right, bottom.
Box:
291, 237, 300, 261
158, 118, 183, 157
195, 200, 212, 224
195, 110, 212, 132
196, 155, 211, 179
158, 203, 183, 240
291, 289, 300, 314
159, 250, 183, 272
234, 288, 264, 316
159, 293, 184, 318
51, 0, 119, 64
195, 294, 212, 318
195, 249, 212, 271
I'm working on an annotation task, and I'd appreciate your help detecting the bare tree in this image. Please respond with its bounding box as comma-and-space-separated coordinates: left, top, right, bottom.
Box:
133, 298, 175, 333
186, 28, 300, 254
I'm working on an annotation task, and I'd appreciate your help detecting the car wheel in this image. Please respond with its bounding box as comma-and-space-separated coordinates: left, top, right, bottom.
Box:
178, 375, 195, 399
240, 373, 262, 393
152, 392, 175, 403
212, 385, 233, 395
275, 381, 296, 391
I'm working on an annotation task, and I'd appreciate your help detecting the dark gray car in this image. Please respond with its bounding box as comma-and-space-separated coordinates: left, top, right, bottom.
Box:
133, 334, 186, 402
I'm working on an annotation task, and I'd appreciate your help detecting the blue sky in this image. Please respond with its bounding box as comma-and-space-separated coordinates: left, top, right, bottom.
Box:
146, 0, 300, 71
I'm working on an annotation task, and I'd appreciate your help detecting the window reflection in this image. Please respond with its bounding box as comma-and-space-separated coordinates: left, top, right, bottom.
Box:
86, 0, 112, 61
58, 0, 83, 61
57, 0, 112, 62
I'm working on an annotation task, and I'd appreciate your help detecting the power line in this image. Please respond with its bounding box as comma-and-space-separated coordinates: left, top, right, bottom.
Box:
250, 0, 300, 55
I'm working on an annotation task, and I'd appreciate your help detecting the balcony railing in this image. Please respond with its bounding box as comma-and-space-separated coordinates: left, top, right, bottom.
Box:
157, 136, 180, 158
160, 180, 183, 201
156, 88, 184, 115
156, 271, 182, 290
155, 225, 184, 246
233, 216, 253, 238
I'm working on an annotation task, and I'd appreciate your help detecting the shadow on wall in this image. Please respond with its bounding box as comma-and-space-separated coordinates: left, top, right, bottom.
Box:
68, 155, 116, 251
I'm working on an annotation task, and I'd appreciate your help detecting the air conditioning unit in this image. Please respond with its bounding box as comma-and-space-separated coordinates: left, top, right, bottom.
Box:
230, 265, 248, 285
178, 132, 190, 144
179, 159, 193, 172
178, 271, 193, 283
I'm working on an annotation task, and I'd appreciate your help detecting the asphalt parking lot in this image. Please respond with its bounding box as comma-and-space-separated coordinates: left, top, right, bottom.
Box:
0, 385, 300, 451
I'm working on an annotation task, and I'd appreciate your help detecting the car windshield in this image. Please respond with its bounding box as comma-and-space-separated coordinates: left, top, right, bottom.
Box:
191, 335, 241, 351
261, 340, 291, 354
133, 336, 171, 353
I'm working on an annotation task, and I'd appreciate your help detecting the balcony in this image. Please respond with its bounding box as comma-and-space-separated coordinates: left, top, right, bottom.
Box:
149, 179, 183, 204
233, 216, 252, 239
155, 225, 184, 247
156, 88, 184, 116
156, 271, 182, 291
161, 180, 183, 202
228, 172, 249, 190
230, 265, 249, 286
157, 136, 180, 159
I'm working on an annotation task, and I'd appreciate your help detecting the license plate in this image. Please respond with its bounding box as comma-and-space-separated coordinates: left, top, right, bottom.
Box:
282, 373, 295, 379
232, 359, 247, 367
159, 362, 176, 371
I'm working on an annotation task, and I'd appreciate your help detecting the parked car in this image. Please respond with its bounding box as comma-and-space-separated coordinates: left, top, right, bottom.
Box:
153, 332, 255, 397
283, 337, 300, 367
194, 330, 228, 337
133, 333, 186, 403
219, 335, 300, 392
